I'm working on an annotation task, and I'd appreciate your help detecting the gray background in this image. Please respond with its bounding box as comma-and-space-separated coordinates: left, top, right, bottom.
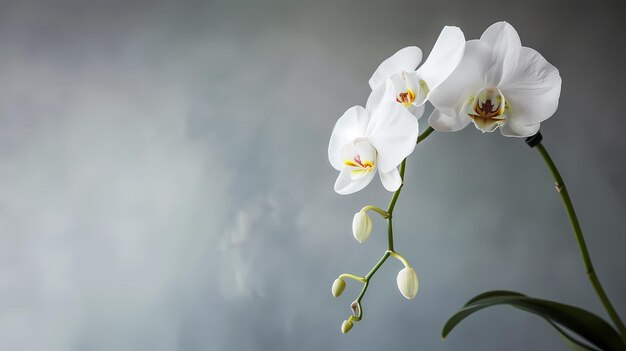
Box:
1, 0, 625, 350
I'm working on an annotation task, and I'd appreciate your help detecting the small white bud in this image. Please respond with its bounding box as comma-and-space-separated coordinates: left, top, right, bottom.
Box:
331, 278, 346, 298
352, 211, 372, 243
341, 319, 353, 334
396, 267, 419, 299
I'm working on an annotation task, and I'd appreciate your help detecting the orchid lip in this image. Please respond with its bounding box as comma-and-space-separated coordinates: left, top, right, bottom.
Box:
466, 87, 507, 132
343, 154, 374, 170
340, 139, 377, 176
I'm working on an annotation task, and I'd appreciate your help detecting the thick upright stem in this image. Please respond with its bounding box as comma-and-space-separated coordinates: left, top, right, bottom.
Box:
535, 142, 626, 342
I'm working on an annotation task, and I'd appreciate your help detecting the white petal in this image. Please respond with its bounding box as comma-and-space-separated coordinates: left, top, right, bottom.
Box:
498, 46, 562, 125
405, 71, 428, 109
353, 139, 377, 164
379, 167, 402, 192
369, 47, 423, 90
406, 103, 426, 119
428, 108, 471, 132
365, 83, 385, 111
328, 106, 370, 171
428, 40, 491, 118
500, 119, 541, 137
334, 165, 377, 195
340, 140, 375, 168
367, 82, 419, 173
404, 71, 421, 96
335, 142, 377, 195
368, 72, 426, 119
416, 26, 466, 92
480, 22, 522, 84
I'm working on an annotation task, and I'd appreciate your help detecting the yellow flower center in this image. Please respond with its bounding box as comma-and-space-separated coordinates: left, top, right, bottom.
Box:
344, 154, 374, 176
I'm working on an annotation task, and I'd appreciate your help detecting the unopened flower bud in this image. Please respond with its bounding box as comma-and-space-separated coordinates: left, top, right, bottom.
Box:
352, 211, 372, 243
331, 278, 346, 298
396, 267, 419, 299
341, 319, 353, 334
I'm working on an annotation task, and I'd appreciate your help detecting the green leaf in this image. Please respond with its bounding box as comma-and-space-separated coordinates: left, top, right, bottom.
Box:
547, 320, 600, 351
442, 290, 625, 351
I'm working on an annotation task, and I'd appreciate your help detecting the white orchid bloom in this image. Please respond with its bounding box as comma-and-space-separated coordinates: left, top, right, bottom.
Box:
428, 22, 562, 137
328, 82, 418, 195
366, 26, 466, 119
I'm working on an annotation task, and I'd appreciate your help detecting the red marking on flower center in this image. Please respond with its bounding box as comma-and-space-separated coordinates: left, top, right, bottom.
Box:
396, 92, 410, 104
353, 154, 364, 167
481, 99, 495, 113
395, 89, 416, 106
469, 98, 504, 120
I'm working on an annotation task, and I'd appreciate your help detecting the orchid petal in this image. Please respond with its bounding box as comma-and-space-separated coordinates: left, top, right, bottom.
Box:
498, 46, 561, 125
365, 84, 385, 112
404, 71, 428, 112
500, 119, 541, 137
406, 103, 426, 119
428, 109, 471, 132
367, 72, 426, 119
369, 47, 423, 90
334, 141, 377, 195
342, 139, 377, 166
480, 21, 522, 84
328, 106, 370, 171
428, 40, 491, 120
334, 166, 377, 195
367, 82, 419, 173
379, 167, 402, 192
416, 26, 466, 92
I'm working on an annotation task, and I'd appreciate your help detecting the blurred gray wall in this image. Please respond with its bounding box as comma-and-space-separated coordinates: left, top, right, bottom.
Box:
0, 0, 625, 350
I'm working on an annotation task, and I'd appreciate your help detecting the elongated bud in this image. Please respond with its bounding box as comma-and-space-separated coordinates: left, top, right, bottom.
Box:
396, 267, 419, 299
341, 319, 353, 334
352, 211, 372, 243
331, 278, 346, 298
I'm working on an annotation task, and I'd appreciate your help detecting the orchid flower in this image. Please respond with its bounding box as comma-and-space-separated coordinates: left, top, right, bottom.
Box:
428, 22, 562, 137
366, 26, 466, 119
328, 81, 418, 195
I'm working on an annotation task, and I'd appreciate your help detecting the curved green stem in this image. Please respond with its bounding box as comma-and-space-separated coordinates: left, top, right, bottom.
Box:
360, 205, 390, 219
354, 127, 435, 308
417, 126, 435, 144
338, 273, 367, 284
535, 142, 626, 343
356, 251, 391, 304
389, 251, 410, 268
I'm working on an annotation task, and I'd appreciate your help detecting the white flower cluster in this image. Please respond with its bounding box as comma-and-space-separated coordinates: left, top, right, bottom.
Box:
328, 22, 561, 334
328, 22, 561, 195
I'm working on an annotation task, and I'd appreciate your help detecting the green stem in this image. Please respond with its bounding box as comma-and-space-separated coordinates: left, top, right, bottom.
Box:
535, 142, 626, 343
360, 205, 390, 219
386, 160, 406, 216
356, 251, 391, 304
389, 250, 410, 268
417, 126, 435, 144
355, 127, 435, 307
338, 273, 367, 284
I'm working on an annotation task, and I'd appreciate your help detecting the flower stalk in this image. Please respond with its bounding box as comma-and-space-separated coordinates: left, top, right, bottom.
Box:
336, 127, 434, 330
360, 205, 390, 219
533, 139, 626, 343
338, 274, 367, 284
